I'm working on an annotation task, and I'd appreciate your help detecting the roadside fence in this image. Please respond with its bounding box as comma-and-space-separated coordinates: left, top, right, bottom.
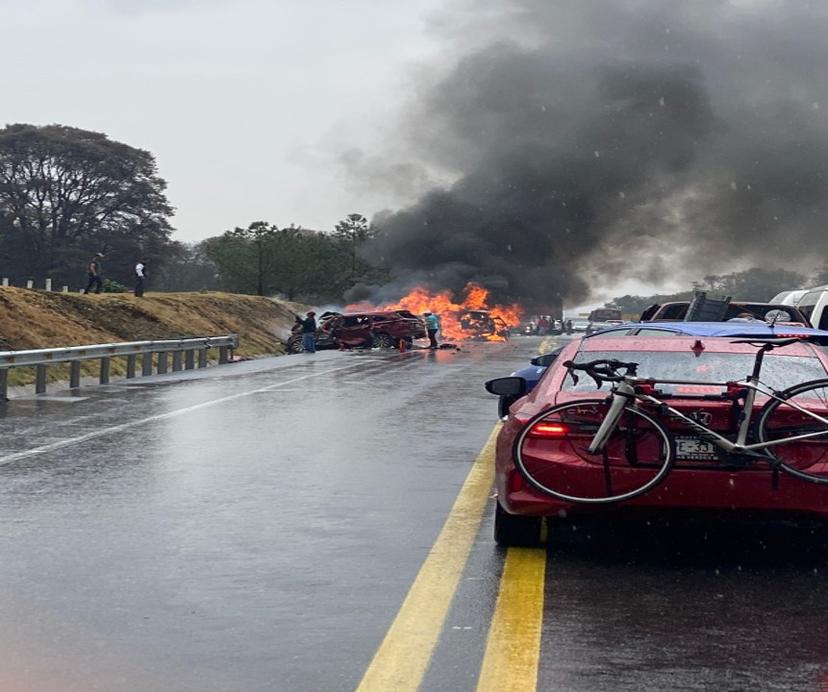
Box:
2, 277, 73, 292
0, 335, 239, 400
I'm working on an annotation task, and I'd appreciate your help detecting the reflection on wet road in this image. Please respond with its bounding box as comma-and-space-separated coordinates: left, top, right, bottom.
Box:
1, 338, 828, 691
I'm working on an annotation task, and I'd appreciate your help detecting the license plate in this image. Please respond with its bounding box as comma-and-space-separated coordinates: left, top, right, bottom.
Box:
675, 436, 718, 461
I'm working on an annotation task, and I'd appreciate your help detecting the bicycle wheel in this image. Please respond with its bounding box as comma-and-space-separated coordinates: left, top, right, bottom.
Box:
756, 379, 828, 484
513, 399, 675, 504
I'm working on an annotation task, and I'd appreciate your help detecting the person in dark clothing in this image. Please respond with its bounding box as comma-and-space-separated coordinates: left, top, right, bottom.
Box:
295, 311, 317, 353
134, 260, 147, 297
85, 253, 105, 294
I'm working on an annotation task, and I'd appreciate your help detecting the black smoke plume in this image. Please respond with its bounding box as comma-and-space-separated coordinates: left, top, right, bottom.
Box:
357, 0, 828, 305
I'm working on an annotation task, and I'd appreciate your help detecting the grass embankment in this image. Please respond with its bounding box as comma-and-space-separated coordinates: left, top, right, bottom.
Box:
0, 288, 299, 386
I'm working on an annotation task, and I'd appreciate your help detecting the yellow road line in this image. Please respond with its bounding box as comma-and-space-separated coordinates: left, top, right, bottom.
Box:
355, 425, 501, 692
476, 548, 547, 692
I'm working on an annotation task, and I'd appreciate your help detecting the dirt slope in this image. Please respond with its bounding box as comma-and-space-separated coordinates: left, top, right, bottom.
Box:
0, 287, 299, 357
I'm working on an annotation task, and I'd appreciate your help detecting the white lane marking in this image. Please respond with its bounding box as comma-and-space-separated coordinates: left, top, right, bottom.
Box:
0, 360, 383, 466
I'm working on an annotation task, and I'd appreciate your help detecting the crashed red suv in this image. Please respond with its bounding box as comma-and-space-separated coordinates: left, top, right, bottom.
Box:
287, 310, 426, 352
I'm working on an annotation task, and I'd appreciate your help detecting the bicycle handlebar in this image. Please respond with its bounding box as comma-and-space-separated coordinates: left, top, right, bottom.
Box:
562, 358, 639, 383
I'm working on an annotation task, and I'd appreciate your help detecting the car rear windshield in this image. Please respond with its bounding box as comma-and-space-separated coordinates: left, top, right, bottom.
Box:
562, 350, 826, 393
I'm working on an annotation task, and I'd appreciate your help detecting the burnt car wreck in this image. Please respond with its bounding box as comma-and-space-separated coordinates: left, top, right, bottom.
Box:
287, 310, 426, 353
458, 310, 511, 340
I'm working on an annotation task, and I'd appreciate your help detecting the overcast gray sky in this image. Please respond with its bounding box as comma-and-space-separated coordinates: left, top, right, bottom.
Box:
1, 0, 447, 241
8, 0, 813, 308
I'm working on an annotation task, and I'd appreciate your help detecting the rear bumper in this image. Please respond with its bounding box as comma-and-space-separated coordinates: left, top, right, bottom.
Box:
497, 467, 828, 520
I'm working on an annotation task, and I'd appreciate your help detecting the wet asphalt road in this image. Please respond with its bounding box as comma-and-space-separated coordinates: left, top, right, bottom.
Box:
1, 337, 828, 691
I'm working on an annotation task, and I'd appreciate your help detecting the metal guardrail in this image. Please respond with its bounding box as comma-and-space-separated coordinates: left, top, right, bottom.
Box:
0, 335, 239, 400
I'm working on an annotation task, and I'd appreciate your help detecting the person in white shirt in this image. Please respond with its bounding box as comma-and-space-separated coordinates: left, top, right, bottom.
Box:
134, 260, 147, 297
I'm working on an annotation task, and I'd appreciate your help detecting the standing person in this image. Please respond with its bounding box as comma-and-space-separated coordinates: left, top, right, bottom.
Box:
134, 260, 147, 297
424, 311, 440, 349
84, 252, 105, 294
565, 319, 573, 335
295, 311, 317, 353
537, 315, 549, 335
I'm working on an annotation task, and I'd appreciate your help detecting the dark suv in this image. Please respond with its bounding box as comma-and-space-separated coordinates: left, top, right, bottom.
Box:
287, 310, 426, 353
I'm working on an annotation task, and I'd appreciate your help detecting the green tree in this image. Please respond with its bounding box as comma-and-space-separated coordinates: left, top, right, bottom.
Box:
153, 241, 220, 292
205, 222, 280, 296
204, 219, 389, 302
333, 213, 373, 283
0, 123, 174, 287
703, 267, 807, 301
607, 267, 810, 317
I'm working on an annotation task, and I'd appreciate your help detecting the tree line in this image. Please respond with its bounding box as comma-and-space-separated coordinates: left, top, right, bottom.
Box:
4, 124, 824, 307
605, 267, 828, 316
0, 123, 384, 301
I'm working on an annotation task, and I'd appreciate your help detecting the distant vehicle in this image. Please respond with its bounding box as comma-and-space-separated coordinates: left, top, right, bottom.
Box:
639, 301, 810, 325
770, 289, 810, 306
485, 331, 828, 546
493, 346, 565, 417
287, 310, 425, 353
792, 287, 828, 331
586, 318, 625, 335
458, 310, 511, 339
568, 318, 590, 332
588, 307, 623, 322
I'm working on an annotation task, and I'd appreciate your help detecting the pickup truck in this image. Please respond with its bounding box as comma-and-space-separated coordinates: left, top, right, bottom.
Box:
639, 301, 811, 325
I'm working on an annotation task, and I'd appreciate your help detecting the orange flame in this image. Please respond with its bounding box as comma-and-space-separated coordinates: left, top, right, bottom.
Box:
345, 282, 523, 342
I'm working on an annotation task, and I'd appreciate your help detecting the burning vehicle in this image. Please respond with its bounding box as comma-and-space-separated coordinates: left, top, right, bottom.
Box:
286, 310, 425, 353
458, 310, 511, 340
346, 282, 523, 343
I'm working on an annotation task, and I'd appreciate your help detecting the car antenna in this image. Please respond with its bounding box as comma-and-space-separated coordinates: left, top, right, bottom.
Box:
769, 309, 781, 329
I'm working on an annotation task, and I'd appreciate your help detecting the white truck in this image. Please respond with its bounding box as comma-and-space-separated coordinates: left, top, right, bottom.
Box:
787, 285, 828, 331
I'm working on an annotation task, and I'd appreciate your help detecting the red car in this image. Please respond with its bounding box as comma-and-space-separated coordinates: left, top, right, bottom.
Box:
491, 335, 828, 546
287, 310, 426, 352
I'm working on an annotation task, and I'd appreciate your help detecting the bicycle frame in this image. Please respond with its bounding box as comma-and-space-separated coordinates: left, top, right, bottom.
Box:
589, 375, 828, 457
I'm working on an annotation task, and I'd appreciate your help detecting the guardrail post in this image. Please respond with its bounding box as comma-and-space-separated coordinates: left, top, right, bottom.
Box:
45, 278, 52, 291
0, 369, 7, 401
198, 349, 208, 368
158, 352, 168, 374
142, 353, 153, 376
62, 285, 69, 293
172, 351, 183, 372
69, 361, 81, 389
185, 350, 195, 370
100, 357, 111, 384
1, 278, 8, 287
218, 346, 229, 364
35, 365, 47, 394
126, 355, 136, 378
26, 280, 33, 289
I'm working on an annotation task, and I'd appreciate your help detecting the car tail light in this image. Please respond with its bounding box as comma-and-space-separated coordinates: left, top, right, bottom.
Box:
527, 421, 570, 438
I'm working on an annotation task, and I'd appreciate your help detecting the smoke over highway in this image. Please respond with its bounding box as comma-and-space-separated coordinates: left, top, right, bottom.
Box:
354, 0, 828, 305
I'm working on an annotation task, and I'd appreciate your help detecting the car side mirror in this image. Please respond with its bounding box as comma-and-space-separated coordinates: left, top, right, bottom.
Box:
485, 376, 527, 396
530, 353, 558, 367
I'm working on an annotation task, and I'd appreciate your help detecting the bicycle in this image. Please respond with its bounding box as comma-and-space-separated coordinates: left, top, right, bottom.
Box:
513, 337, 828, 504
